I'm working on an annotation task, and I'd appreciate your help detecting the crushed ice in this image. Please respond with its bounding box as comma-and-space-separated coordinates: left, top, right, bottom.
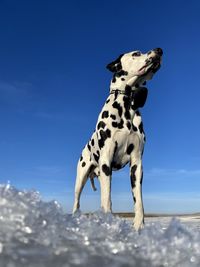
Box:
0, 184, 200, 267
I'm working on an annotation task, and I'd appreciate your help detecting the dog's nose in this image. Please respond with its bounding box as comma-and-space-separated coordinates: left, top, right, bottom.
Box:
154, 48, 163, 56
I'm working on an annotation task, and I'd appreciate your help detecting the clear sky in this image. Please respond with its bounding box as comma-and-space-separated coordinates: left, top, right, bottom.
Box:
0, 0, 200, 214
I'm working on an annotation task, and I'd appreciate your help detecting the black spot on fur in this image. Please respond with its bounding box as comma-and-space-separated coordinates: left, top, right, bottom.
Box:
130, 165, 137, 188
91, 139, 94, 146
98, 129, 111, 149
102, 111, 109, 119
105, 128, 111, 137
118, 119, 124, 129
110, 114, 116, 120
97, 150, 100, 156
106, 99, 110, 104
112, 70, 128, 84
82, 162, 86, 167
116, 70, 128, 78
112, 101, 122, 117
112, 121, 118, 128
97, 121, 106, 130
93, 153, 99, 163
114, 90, 118, 100
102, 164, 111, 176
124, 85, 132, 97
132, 87, 148, 109
112, 76, 117, 83
126, 121, 131, 130
132, 124, 138, 131
133, 196, 136, 203
111, 119, 124, 129
124, 85, 133, 119
98, 132, 106, 149
80, 156, 83, 161
127, 144, 134, 155
123, 98, 131, 120
87, 144, 91, 151
140, 171, 143, 184
138, 121, 144, 134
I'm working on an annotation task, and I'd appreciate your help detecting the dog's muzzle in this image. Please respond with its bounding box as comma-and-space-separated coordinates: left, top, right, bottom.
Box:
153, 47, 163, 56
147, 48, 163, 73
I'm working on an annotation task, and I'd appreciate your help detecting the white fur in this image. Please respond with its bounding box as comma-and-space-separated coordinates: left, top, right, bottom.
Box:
73, 48, 162, 231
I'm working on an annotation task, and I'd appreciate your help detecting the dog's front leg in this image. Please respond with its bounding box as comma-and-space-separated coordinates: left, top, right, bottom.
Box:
99, 162, 112, 213
130, 150, 144, 231
131, 161, 144, 231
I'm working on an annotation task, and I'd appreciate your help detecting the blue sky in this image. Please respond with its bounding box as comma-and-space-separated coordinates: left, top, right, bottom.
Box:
0, 0, 200, 213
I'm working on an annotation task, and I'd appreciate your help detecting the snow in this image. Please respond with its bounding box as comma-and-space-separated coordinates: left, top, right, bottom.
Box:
0, 184, 200, 267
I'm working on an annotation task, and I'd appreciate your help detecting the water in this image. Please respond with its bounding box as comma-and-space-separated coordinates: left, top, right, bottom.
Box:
0, 184, 200, 267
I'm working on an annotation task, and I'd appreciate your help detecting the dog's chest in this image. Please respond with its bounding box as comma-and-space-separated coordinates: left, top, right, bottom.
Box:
89, 131, 134, 171
111, 134, 134, 169
85, 94, 145, 171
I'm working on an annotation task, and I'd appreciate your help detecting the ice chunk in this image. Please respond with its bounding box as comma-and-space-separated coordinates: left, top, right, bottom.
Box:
0, 184, 200, 267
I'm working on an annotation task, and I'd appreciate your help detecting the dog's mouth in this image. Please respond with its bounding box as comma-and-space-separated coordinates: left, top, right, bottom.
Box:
138, 56, 161, 76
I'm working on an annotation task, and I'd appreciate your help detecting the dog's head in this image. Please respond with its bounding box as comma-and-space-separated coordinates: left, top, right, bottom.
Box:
107, 48, 163, 90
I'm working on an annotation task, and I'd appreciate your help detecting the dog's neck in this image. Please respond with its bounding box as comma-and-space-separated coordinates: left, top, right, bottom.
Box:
109, 75, 145, 93
108, 82, 148, 112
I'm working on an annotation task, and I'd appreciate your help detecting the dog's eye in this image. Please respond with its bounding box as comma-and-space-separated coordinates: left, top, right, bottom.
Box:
132, 51, 141, 57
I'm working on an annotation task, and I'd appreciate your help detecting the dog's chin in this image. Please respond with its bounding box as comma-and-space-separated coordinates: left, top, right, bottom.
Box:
140, 61, 161, 81
132, 62, 160, 87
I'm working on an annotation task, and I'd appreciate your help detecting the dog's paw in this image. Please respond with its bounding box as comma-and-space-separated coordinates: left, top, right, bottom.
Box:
72, 204, 80, 215
133, 218, 144, 231
72, 209, 82, 217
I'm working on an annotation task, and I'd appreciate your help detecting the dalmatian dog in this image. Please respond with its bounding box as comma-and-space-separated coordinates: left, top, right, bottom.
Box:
73, 48, 163, 230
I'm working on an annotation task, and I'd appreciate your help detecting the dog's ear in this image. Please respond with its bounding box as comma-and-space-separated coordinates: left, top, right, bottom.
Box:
106, 54, 124, 72
132, 87, 148, 109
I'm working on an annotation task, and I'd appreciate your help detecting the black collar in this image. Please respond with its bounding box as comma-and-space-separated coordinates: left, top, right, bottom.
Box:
110, 87, 148, 109
110, 89, 127, 95
110, 88, 137, 98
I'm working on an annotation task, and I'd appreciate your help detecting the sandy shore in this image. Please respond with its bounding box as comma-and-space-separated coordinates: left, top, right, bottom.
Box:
114, 213, 200, 223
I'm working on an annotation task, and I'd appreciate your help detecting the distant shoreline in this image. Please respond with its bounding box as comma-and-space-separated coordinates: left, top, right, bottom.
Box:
115, 212, 200, 218
84, 212, 200, 219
